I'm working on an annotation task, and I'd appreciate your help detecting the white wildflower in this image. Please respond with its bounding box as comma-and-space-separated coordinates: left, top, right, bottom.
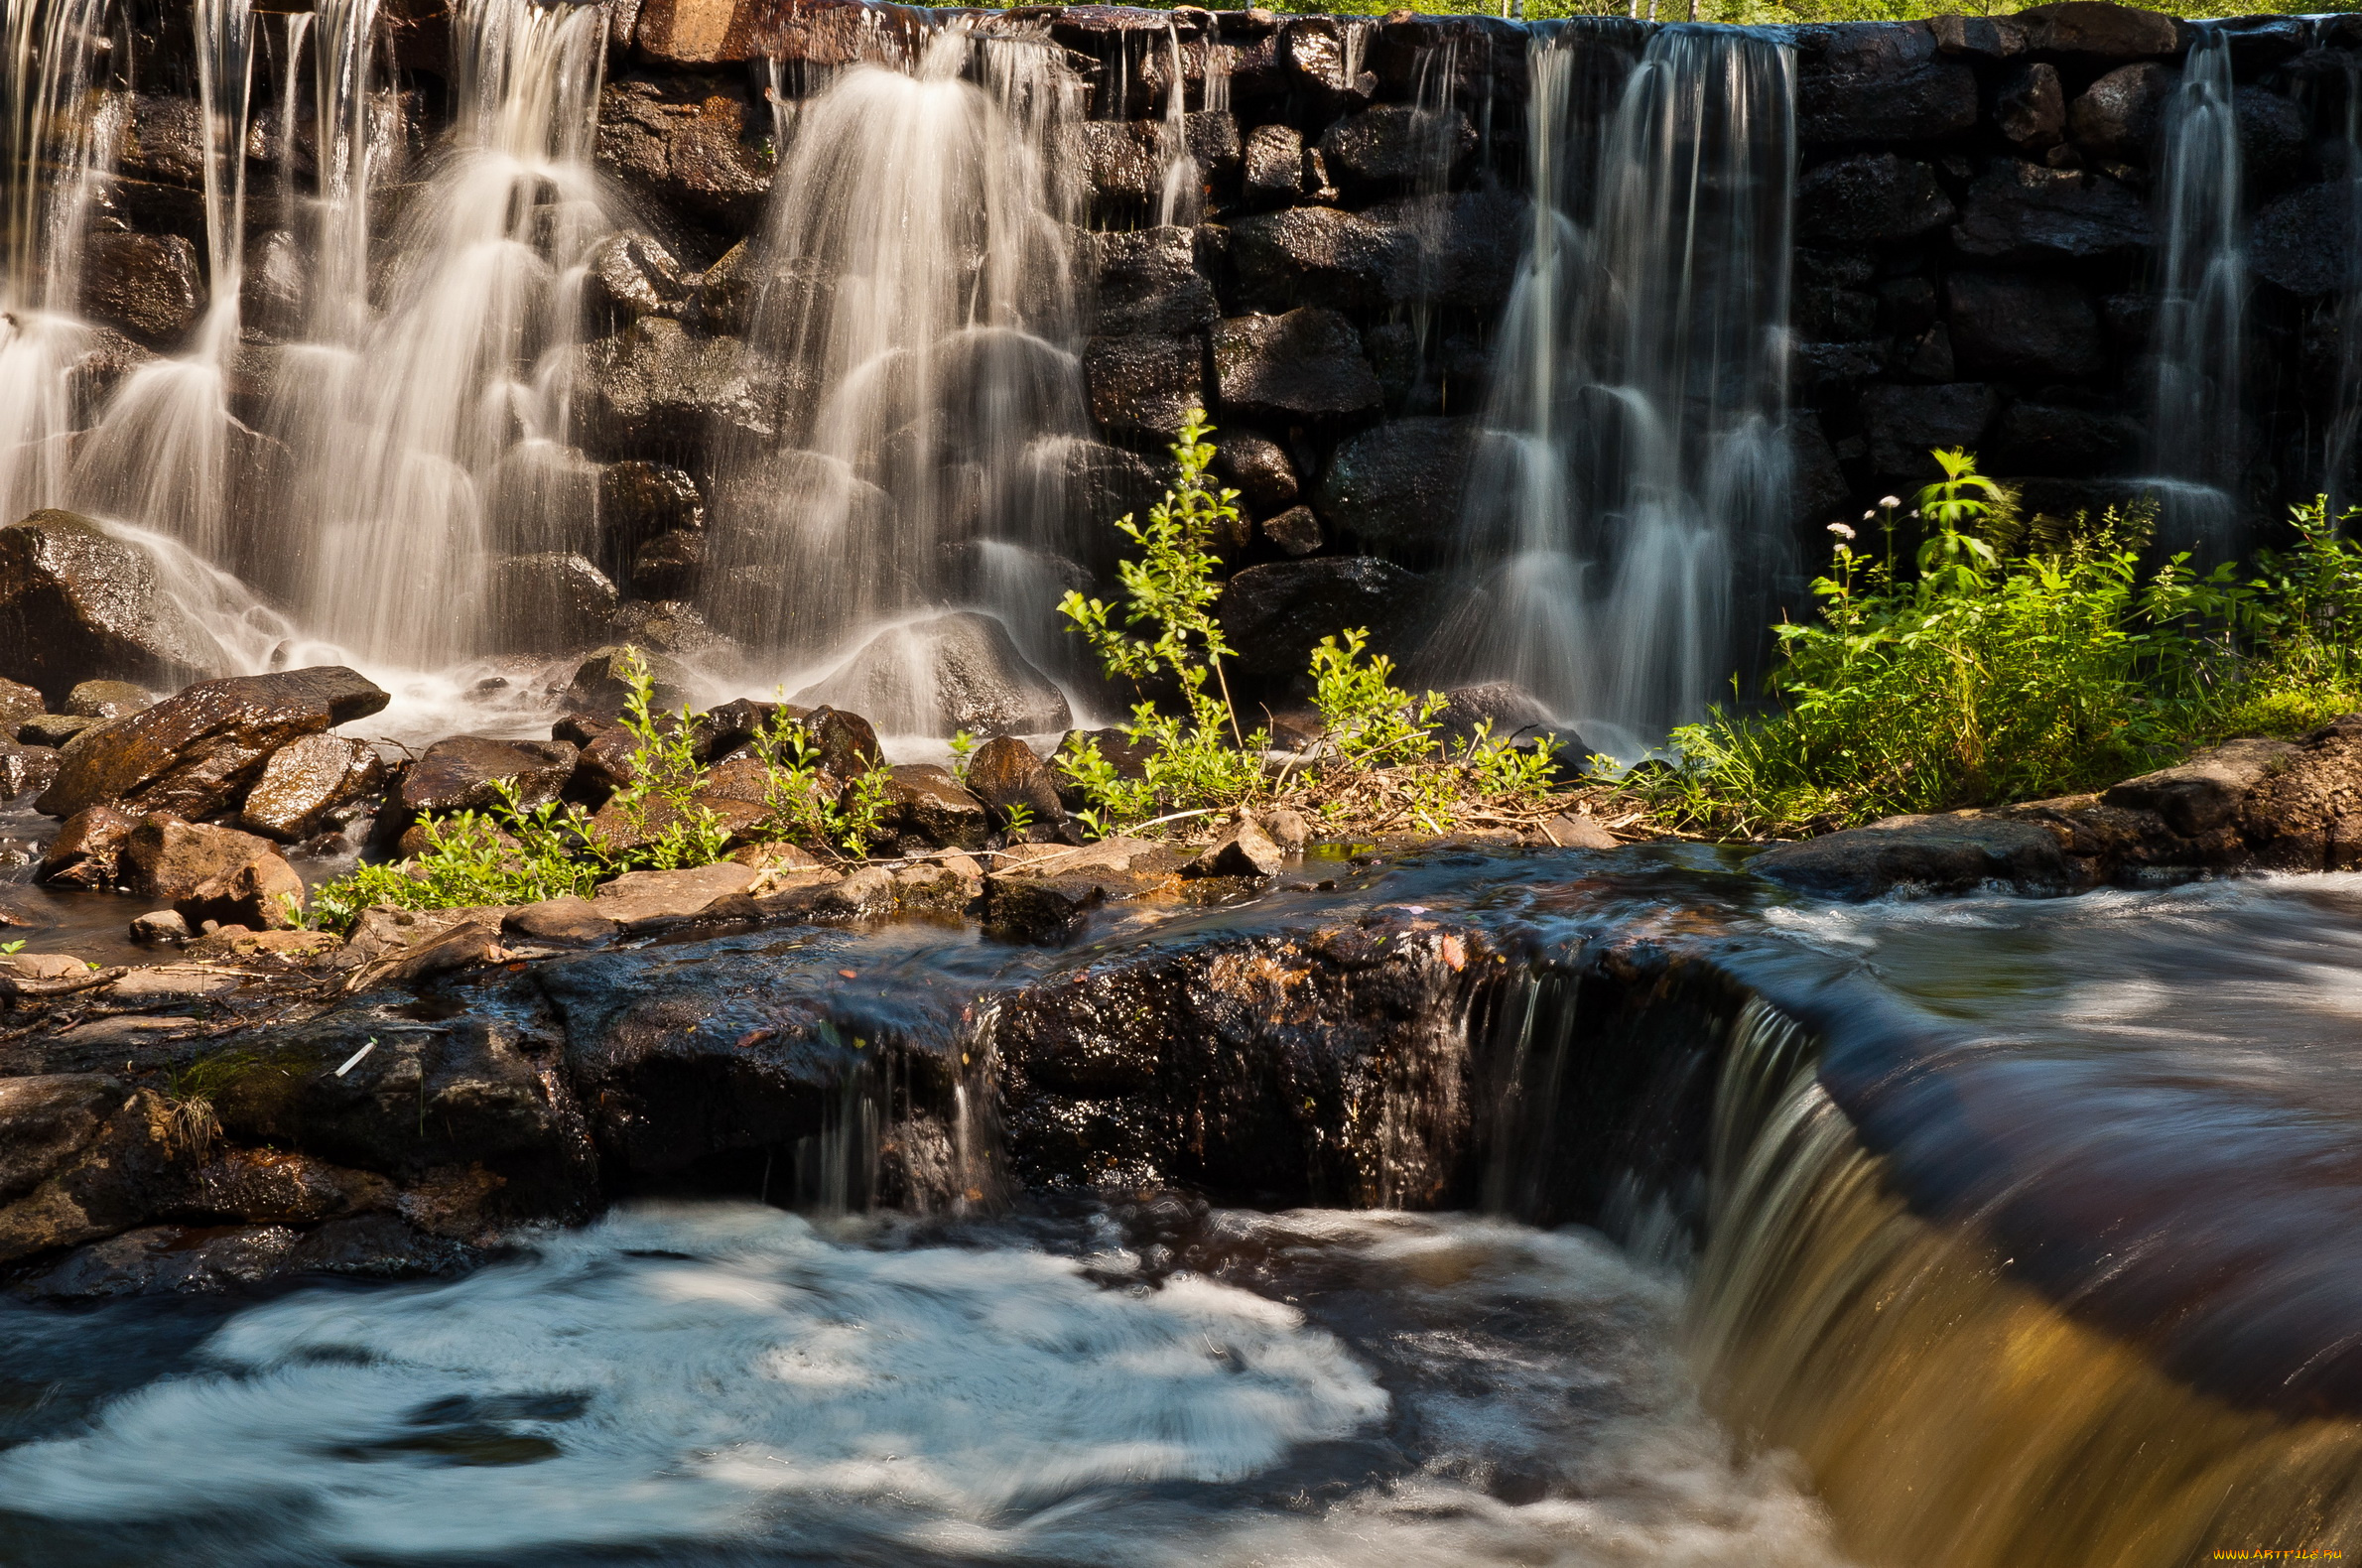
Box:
1827, 522, 1857, 539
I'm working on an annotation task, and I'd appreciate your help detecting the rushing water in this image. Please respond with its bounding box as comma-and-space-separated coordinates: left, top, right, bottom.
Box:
0, 1204, 1850, 1568
1436, 23, 1792, 758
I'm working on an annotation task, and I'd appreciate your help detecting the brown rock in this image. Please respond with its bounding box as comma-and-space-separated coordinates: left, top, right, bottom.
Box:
121, 816, 277, 903
0, 675, 43, 732
33, 1224, 301, 1297
1531, 812, 1619, 850
0, 738, 59, 798
239, 733, 388, 841
79, 230, 201, 344
885, 763, 990, 849
2104, 736, 2299, 837
176, 850, 306, 931
894, 852, 984, 914
2016, 1, 2181, 62
0, 1089, 195, 1264
502, 896, 619, 947
35, 666, 390, 821
0, 510, 226, 702
189, 1147, 393, 1224
590, 861, 760, 923
1184, 813, 1284, 877
64, 679, 151, 719
1264, 808, 1310, 849
399, 735, 578, 816
129, 908, 190, 945
37, 804, 140, 888
0, 1074, 120, 1204
181, 926, 334, 962
1260, 505, 1324, 557
964, 736, 1064, 830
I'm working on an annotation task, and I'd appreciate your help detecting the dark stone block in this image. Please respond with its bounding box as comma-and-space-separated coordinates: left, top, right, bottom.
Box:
1083, 333, 1205, 438
1218, 556, 1426, 686
1212, 309, 1382, 420
1862, 382, 2000, 476
1950, 159, 2152, 261
1947, 271, 2107, 381
1796, 153, 1956, 244
1314, 417, 1473, 571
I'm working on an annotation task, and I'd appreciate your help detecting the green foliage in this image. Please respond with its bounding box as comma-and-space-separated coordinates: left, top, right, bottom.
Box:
0, 939, 22, 955
597, 647, 729, 871
947, 729, 977, 782
747, 703, 897, 858
1639, 455, 2362, 837
1310, 628, 1448, 770
1000, 802, 1036, 836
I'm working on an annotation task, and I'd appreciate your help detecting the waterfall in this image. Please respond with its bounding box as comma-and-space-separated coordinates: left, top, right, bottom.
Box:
707, 21, 1090, 716
2323, 45, 2362, 520
2144, 26, 2247, 557
267, 0, 608, 666
66, 0, 256, 569
1436, 24, 1793, 759
1682, 996, 2362, 1568
0, 0, 118, 524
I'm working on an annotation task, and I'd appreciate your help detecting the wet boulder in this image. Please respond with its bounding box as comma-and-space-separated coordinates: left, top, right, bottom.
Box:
0, 1090, 197, 1266
883, 764, 990, 850
1083, 333, 1205, 438
35, 665, 389, 822
1212, 309, 1383, 420
78, 231, 202, 345
2068, 62, 2173, 162
1795, 22, 1979, 143
599, 460, 705, 575
18, 713, 101, 748
2251, 182, 2355, 299
0, 737, 57, 798
1995, 61, 2067, 151
487, 552, 621, 654
1751, 813, 2072, 897
207, 1009, 583, 1188
1217, 557, 1427, 689
0, 675, 42, 732
2105, 735, 2299, 838
2015, 2, 2182, 63
963, 735, 1066, 830
31, 1225, 301, 1299
574, 319, 776, 462
1182, 813, 1284, 878
120, 817, 278, 903
992, 916, 1493, 1204
238, 734, 387, 842
187, 1146, 395, 1225
0, 1074, 121, 1205
1950, 160, 2152, 262
1214, 429, 1300, 513
1431, 682, 1570, 752
0, 510, 225, 703
1261, 506, 1323, 557
399, 735, 578, 817
175, 849, 306, 932
1947, 272, 2106, 382
65, 680, 152, 719
37, 804, 142, 888
1360, 189, 1526, 313
1795, 154, 1956, 245
1229, 206, 1414, 313
581, 229, 688, 332
2234, 86, 2306, 197
1315, 417, 1472, 570
1242, 122, 1305, 206
1316, 104, 1476, 194
629, 531, 708, 599
562, 644, 694, 717
792, 612, 1071, 738
595, 76, 772, 230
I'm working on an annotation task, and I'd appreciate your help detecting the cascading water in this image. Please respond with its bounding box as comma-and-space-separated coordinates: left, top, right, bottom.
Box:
2142, 25, 2247, 557
66, 0, 256, 566
708, 21, 1091, 727
2321, 45, 2362, 519
270, 0, 608, 666
1435, 24, 1793, 758
0, 0, 119, 524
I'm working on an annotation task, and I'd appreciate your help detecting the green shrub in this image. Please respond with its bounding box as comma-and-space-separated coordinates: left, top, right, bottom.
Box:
1639, 458, 2362, 837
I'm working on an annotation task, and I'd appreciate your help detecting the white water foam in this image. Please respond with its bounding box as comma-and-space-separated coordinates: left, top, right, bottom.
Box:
0, 1205, 1851, 1568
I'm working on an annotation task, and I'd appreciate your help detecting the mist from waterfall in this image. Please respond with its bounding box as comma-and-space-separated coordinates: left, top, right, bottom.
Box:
708, 21, 1092, 717
2143, 25, 2246, 557
1435, 24, 1794, 759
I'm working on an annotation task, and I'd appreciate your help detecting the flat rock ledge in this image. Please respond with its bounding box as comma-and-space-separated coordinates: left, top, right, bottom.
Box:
1750, 719, 2362, 899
